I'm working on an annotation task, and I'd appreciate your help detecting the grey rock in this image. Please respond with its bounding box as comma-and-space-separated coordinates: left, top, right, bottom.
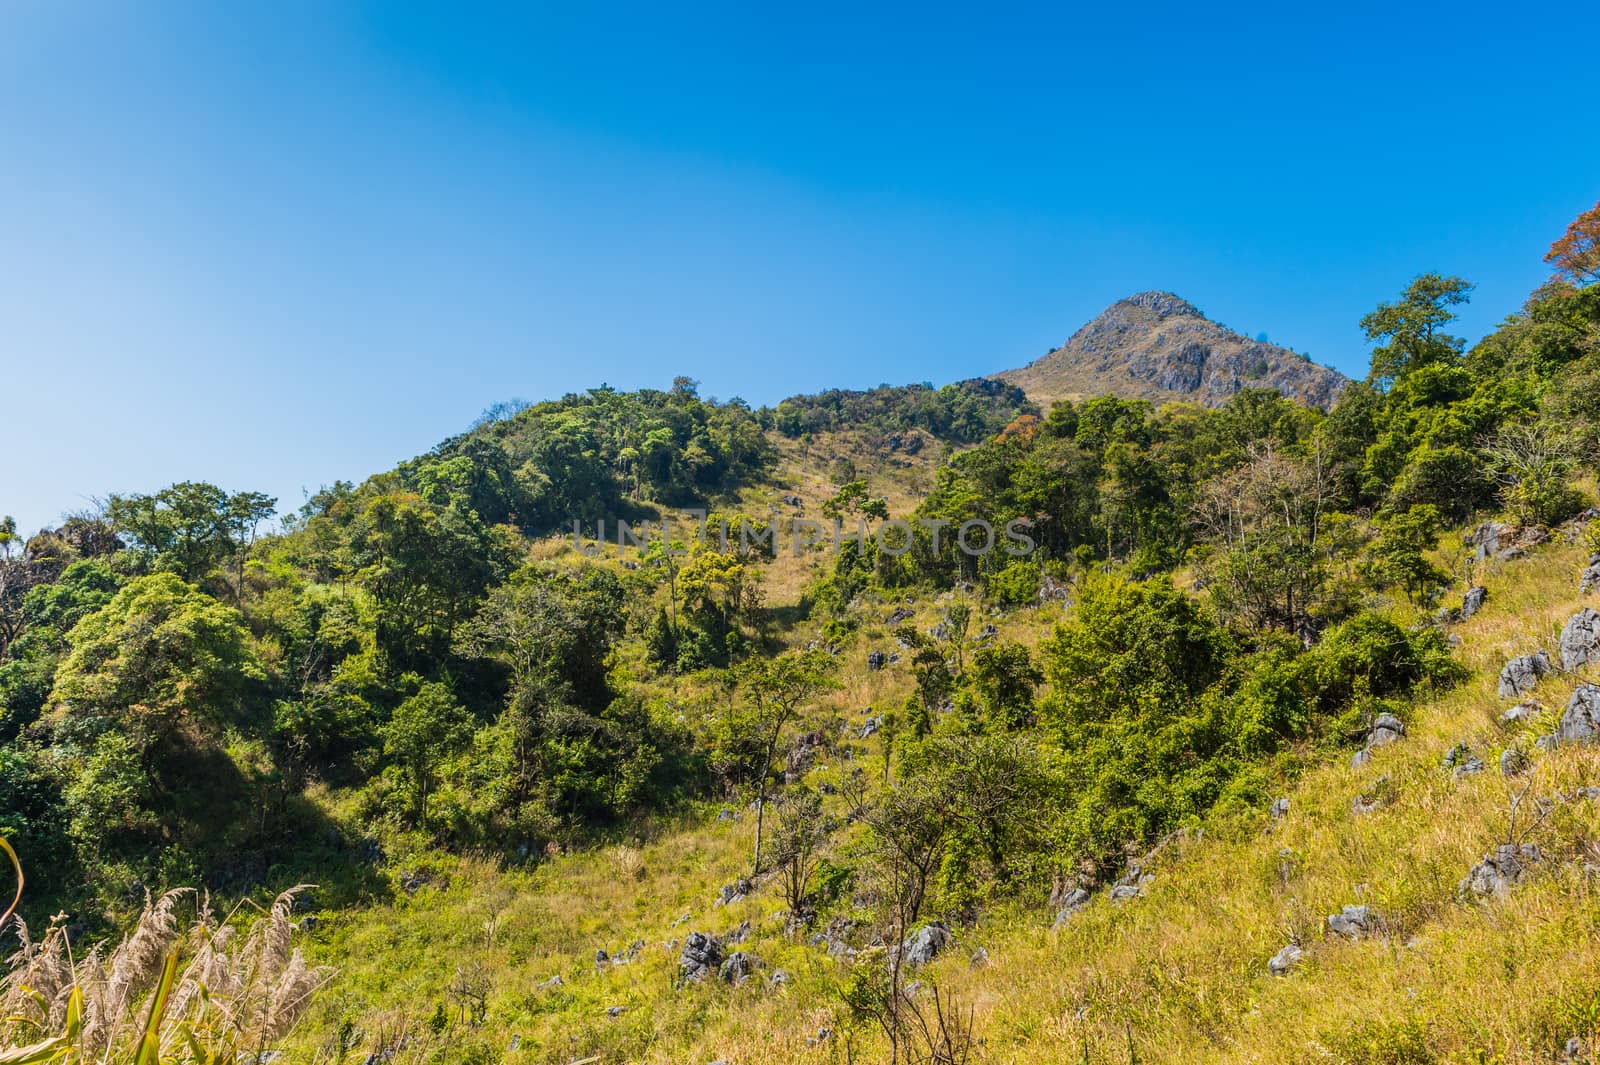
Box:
606, 1005, 627, 1018
857, 715, 883, 739
1453, 756, 1486, 778
1039, 575, 1072, 602
1560, 608, 1600, 671
538, 974, 564, 989
718, 950, 762, 984
1470, 521, 1514, 561
768, 968, 791, 987
1327, 904, 1375, 939
1500, 699, 1544, 726
970, 947, 989, 967
1351, 793, 1383, 816
679, 931, 724, 983
1500, 748, 1531, 777
1461, 585, 1489, 619
715, 879, 752, 907
898, 921, 952, 967
1498, 651, 1553, 699
867, 651, 887, 671
1554, 685, 1600, 747
1350, 747, 1373, 769
1052, 887, 1092, 928
1459, 842, 1541, 897
885, 607, 914, 625
1270, 797, 1290, 820
1581, 560, 1600, 595
1109, 883, 1142, 902
976, 624, 998, 642
1268, 943, 1304, 976
1372, 712, 1407, 738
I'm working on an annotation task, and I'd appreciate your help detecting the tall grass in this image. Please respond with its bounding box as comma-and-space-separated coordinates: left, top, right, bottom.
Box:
0, 839, 331, 1065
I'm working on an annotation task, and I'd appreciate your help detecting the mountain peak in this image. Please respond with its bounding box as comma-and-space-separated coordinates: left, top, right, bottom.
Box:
1115, 291, 1203, 319
993, 292, 1348, 410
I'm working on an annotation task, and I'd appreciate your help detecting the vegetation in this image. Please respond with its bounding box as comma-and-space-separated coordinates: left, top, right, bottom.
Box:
1, 201, 1599, 1062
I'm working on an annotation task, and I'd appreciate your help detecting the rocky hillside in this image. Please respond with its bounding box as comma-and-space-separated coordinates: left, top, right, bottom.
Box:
996, 290, 1349, 409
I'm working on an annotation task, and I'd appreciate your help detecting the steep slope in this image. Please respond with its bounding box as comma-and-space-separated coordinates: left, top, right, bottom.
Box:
278, 528, 1600, 1063
996, 290, 1349, 410
282, 527, 1600, 1064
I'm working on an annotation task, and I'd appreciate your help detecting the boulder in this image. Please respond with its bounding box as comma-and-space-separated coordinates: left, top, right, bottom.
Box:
1498, 651, 1553, 699
1109, 883, 1142, 902
1039, 575, 1072, 602
866, 651, 887, 671
1500, 699, 1544, 726
857, 715, 883, 739
1559, 608, 1600, 671
885, 606, 914, 625
1582, 556, 1600, 595
970, 947, 990, 967
898, 922, 952, 967
1327, 904, 1375, 939
1461, 585, 1489, 619
1500, 748, 1531, 777
1270, 797, 1290, 820
1369, 713, 1406, 746
718, 951, 762, 984
715, 879, 752, 907
976, 624, 998, 642
1459, 843, 1541, 897
1051, 887, 1092, 928
1442, 742, 1485, 778
1469, 521, 1514, 562
679, 931, 724, 983
1552, 685, 1600, 747
1268, 943, 1304, 976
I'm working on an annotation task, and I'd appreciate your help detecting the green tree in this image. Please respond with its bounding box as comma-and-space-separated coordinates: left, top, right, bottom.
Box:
383, 680, 474, 825
969, 641, 1042, 730
1361, 274, 1473, 388
1364, 505, 1448, 604
736, 649, 836, 876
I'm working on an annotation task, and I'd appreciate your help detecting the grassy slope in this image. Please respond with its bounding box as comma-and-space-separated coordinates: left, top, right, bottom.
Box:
282, 443, 1600, 1063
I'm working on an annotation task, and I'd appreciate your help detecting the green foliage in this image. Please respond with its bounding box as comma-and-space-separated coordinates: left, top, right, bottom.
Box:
1361, 273, 1474, 387
1365, 504, 1449, 604
44, 572, 267, 866
107, 480, 276, 586
383, 679, 474, 825
768, 378, 1034, 443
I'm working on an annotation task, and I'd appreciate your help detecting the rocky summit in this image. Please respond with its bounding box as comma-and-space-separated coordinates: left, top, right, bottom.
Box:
995, 291, 1349, 410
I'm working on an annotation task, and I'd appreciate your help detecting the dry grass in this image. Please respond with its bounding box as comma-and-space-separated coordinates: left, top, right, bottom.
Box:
275, 530, 1600, 1063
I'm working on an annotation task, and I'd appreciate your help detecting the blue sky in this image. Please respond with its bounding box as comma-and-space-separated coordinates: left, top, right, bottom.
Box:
5, 2, 1598, 535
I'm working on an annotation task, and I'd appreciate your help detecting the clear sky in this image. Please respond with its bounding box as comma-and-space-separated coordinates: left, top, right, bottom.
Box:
5, 2, 1598, 535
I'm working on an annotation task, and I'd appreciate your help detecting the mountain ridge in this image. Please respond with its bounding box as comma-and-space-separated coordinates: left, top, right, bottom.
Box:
995, 290, 1350, 410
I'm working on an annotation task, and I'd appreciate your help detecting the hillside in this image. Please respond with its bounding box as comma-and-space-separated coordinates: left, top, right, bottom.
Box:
278, 527, 1600, 1064
995, 290, 1349, 410
2, 204, 1600, 1064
